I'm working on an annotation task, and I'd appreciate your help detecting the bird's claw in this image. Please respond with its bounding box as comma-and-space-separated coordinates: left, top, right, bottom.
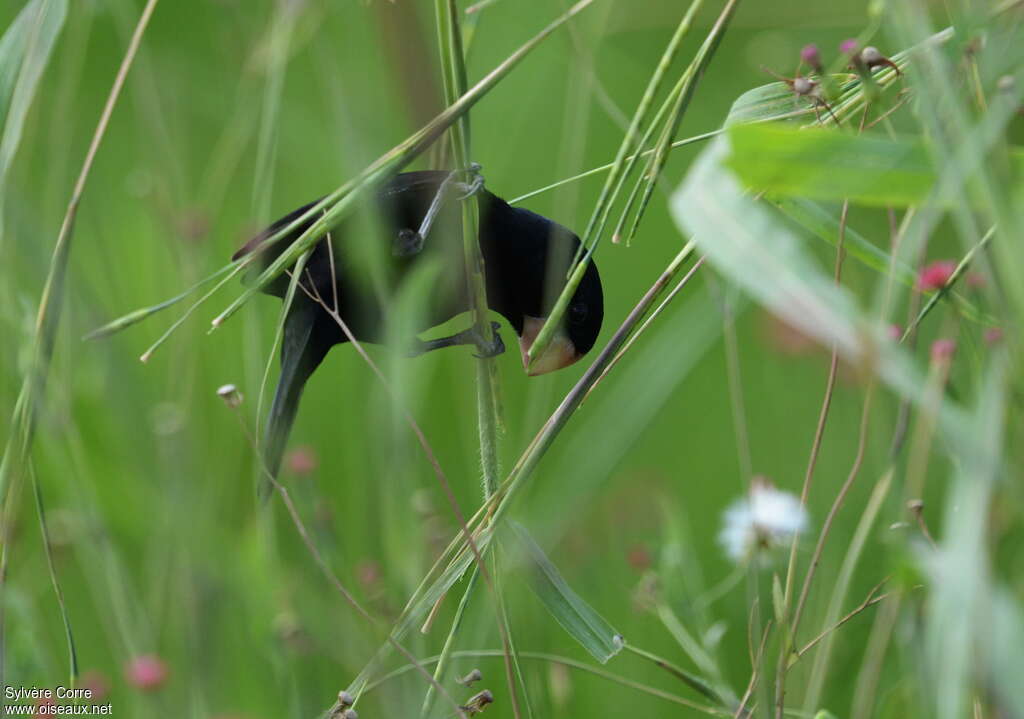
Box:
472, 321, 505, 358
454, 162, 485, 200
393, 228, 424, 257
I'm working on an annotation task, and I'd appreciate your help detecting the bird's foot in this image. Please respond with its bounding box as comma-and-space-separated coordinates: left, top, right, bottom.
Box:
408, 321, 505, 358
454, 162, 485, 200
471, 321, 505, 358
393, 228, 425, 257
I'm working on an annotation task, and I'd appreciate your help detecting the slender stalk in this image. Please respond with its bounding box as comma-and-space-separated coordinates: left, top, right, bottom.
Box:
508, 129, 724, 205
0, 0, 160, 697
367, 649, 728, 716
209, 0, 596, 332
526, 0, 741, 371
225, 408, 468, 719
775, 199, 849, 692
578, 0, 706, 254
623, 643, 729, 708
419, 1, 521, 716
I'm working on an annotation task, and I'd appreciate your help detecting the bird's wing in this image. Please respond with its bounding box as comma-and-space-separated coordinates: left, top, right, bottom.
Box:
232, 197, 324, 262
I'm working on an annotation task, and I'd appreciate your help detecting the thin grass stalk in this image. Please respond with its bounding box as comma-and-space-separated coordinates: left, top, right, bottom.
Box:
508, 129, 724, 205
366, 649, 727, 715
0, 0, 158, 701
773, 200, 848, 714
575, 0, 705, 255
208, 0, 595, 333
898, 225, 996, 343
352, 238, 702, 706
423, 1, 525, 714
716, 277, 753, 483
224, 408, 469, 719
420, 568, 481, 717
1, 0, 156, 501
526, 0, 740, 371
581, 253, 704, 402
490, 240, 699, 528
30, 464, 78, 689
622, 643, 730, 708
621, 0, 741, 245
801, 468, 894, 710
279, 273, 498, 718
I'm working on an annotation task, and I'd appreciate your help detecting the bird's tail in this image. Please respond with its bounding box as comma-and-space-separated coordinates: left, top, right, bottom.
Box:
258, 305, 328, 502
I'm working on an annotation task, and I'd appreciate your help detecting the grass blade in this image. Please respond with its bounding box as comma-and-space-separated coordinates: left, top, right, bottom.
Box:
510, 522, 623, 664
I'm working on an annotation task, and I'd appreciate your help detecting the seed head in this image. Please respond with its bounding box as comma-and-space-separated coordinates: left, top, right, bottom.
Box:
792, 76, 815, 96
458, 669, 483, 687
461, 689, 495, 714
216, 383, 243, 408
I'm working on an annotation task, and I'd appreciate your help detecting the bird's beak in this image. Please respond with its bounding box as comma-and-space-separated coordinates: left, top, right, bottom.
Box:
518, 316, 582, 376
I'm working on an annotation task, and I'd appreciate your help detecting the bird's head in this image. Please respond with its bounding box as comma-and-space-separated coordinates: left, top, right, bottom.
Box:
517, 255, 603, 376
484, 202, 604, 376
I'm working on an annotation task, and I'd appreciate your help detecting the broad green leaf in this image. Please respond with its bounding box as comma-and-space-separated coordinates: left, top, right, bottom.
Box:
670, 135, 976, 444
510, 522, 623, 664
725, 123, 1024, 208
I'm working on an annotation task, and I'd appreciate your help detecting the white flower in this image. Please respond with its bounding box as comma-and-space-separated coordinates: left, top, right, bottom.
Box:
718, 479, 809, 564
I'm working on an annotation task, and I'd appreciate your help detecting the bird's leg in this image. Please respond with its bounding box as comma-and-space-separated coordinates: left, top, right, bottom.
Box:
392, 163, 485, 257
453, 162, 485, 199
408, 320, 505, 358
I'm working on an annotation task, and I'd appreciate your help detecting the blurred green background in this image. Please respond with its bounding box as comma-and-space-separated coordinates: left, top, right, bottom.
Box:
2, 1, 1013, 717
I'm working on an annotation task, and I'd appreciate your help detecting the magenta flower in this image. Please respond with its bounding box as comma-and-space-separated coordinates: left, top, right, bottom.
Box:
800, 43, 822, 71
917, 260, 956, 291
125, 655, 169, 691
840, 38, 859, 55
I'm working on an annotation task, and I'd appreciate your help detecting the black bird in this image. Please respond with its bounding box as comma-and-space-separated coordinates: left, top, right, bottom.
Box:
235, 170, 603, 491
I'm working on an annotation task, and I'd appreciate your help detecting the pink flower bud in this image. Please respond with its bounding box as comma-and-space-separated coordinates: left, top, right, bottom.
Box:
800, 43, 822, 70
840, 39, 859, 55
887, 324, 903, 340
285, 445, 318, 475
984, 327, 1004, 345
917, 260, 956, 291
80, 671, 111, 701
627, 544, 652, 572
930, 339, 956, 362
125, 655, 169, 691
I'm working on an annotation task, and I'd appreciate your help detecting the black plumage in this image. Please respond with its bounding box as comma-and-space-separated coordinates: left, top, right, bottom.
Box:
234, 171, 603, 491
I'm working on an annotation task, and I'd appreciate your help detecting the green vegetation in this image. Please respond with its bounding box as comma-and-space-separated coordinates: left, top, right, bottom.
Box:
1, 0, 1022, 718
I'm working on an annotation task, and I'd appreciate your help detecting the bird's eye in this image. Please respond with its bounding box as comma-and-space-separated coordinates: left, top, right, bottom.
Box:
569, 302, 588, 324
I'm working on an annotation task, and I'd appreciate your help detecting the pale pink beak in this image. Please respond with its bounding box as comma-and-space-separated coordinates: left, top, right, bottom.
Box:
518, 316, 583, 376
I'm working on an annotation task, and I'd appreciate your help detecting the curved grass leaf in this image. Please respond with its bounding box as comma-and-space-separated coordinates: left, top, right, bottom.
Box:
510, 522, 623, 664
0, 0, 67, 196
